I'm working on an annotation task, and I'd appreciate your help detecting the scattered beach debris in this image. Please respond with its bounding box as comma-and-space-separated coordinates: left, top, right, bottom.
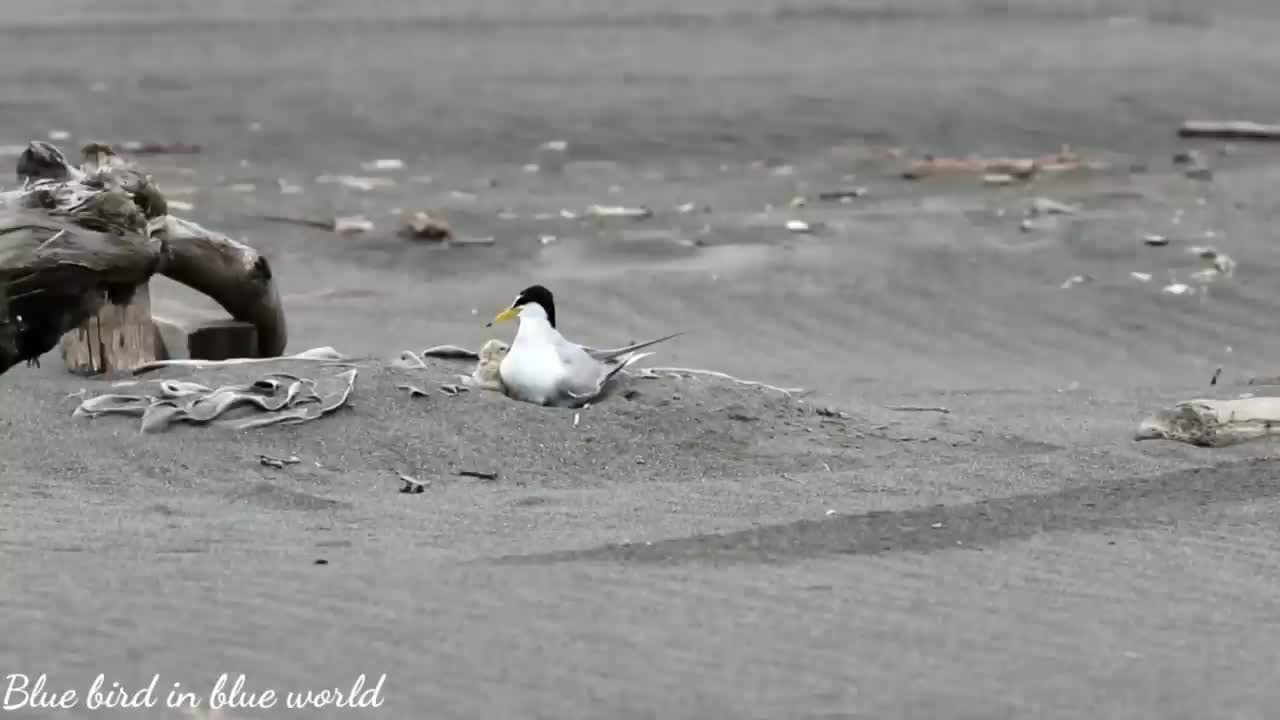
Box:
785, 219, 813, 234
540, 234, 558, 245
316, 174, 395, 191
1187, 245, 1237, 279
259, 454, 301, 469
452, 235, 496, 246
360, 158, 404, 172
1135, 395, 1280, 447
422, 345, 480, 361
1172, 149, 1203, 166
886, 405, 951, 414
120, 141, 202, 156
1060, 274, 1091, 289
1185, 165, 1214, 182
1142, 234, 1170, 247
1178, 120, 1280, 141
277, 179, 304, 194
982, 173, 1016, 186
74, 366, 358, 433
789, 196, 807, 208
131, 347, 348, 376
634, 366, 806, 397
439, 383, 469, 396
560, 209, 578, 220
1189, 268, 1220, 283
1028, 197, 1078, 216
333, 215, 374, 235
541, 140, 569, 152
903, 148, 1082, 181
1162, 282, 1193, 295
586, 204, 653, 220
1172, 148, 1214, 180
1210, 367, 1222, 386
398, 474, 427, 494
1130, 271, 1153, 283
396, 384, 430, 398
457, 470, 499, 481
1019, 217, 1057, 233
817, 187, 868, 202
400, 211, 453, 241
392, 351, 428, 369
251, 213, 337, 231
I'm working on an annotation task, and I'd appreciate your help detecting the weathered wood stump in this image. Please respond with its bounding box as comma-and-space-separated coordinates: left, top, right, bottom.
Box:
60, 283, 158, 374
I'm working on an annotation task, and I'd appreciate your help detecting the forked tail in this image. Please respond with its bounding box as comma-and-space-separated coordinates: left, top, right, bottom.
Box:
585, 331, 685, 363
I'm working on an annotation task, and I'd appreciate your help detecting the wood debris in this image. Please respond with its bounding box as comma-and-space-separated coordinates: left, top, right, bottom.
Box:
400, 211, 453, 241
1178, 120, 1280, 140
903, 148, 1083, 181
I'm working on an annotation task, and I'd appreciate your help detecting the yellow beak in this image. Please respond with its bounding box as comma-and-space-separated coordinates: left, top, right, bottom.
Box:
489, 306, 521, 326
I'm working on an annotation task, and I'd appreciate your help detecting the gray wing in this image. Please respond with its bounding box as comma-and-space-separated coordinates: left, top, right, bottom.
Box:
552, 337, 617, 399
579, 331, 684, 363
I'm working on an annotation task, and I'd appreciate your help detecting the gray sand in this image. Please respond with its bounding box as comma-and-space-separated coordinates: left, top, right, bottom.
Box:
5, 3, 1280, 719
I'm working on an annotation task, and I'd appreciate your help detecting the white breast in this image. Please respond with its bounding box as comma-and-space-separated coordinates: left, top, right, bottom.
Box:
500, 327, 568, 405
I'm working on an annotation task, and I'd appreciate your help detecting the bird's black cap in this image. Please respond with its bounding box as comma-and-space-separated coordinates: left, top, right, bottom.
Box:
512, 284, 556, 328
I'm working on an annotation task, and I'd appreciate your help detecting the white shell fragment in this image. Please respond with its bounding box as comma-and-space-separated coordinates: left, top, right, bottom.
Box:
361, 158, 404, 172
333, 215, 374, 235
585, 204, 653, 219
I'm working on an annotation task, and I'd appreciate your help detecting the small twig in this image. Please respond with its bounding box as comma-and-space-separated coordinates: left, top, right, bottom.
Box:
633, 366, 806, 397
458, 469, 498, 481
398, 473, 427, 494
885, 405, 951, 414
258, 454, 300, 469
247, 213, 336, 231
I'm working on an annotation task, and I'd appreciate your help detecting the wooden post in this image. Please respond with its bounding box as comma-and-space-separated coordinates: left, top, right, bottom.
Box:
151, 299, 260, 361
59, 282, 158, 375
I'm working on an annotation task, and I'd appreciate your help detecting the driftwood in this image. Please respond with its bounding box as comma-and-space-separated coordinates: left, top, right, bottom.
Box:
0, 141, 286, 375
902, 149, 1082, 180
1134, 397, 1280, 447
1178, 121, 1280, 141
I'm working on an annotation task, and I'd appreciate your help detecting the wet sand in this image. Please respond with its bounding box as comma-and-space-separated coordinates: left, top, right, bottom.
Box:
4, 3, 1280, 719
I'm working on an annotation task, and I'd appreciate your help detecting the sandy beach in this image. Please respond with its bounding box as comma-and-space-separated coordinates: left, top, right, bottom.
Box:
4, 2, 1280, 718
